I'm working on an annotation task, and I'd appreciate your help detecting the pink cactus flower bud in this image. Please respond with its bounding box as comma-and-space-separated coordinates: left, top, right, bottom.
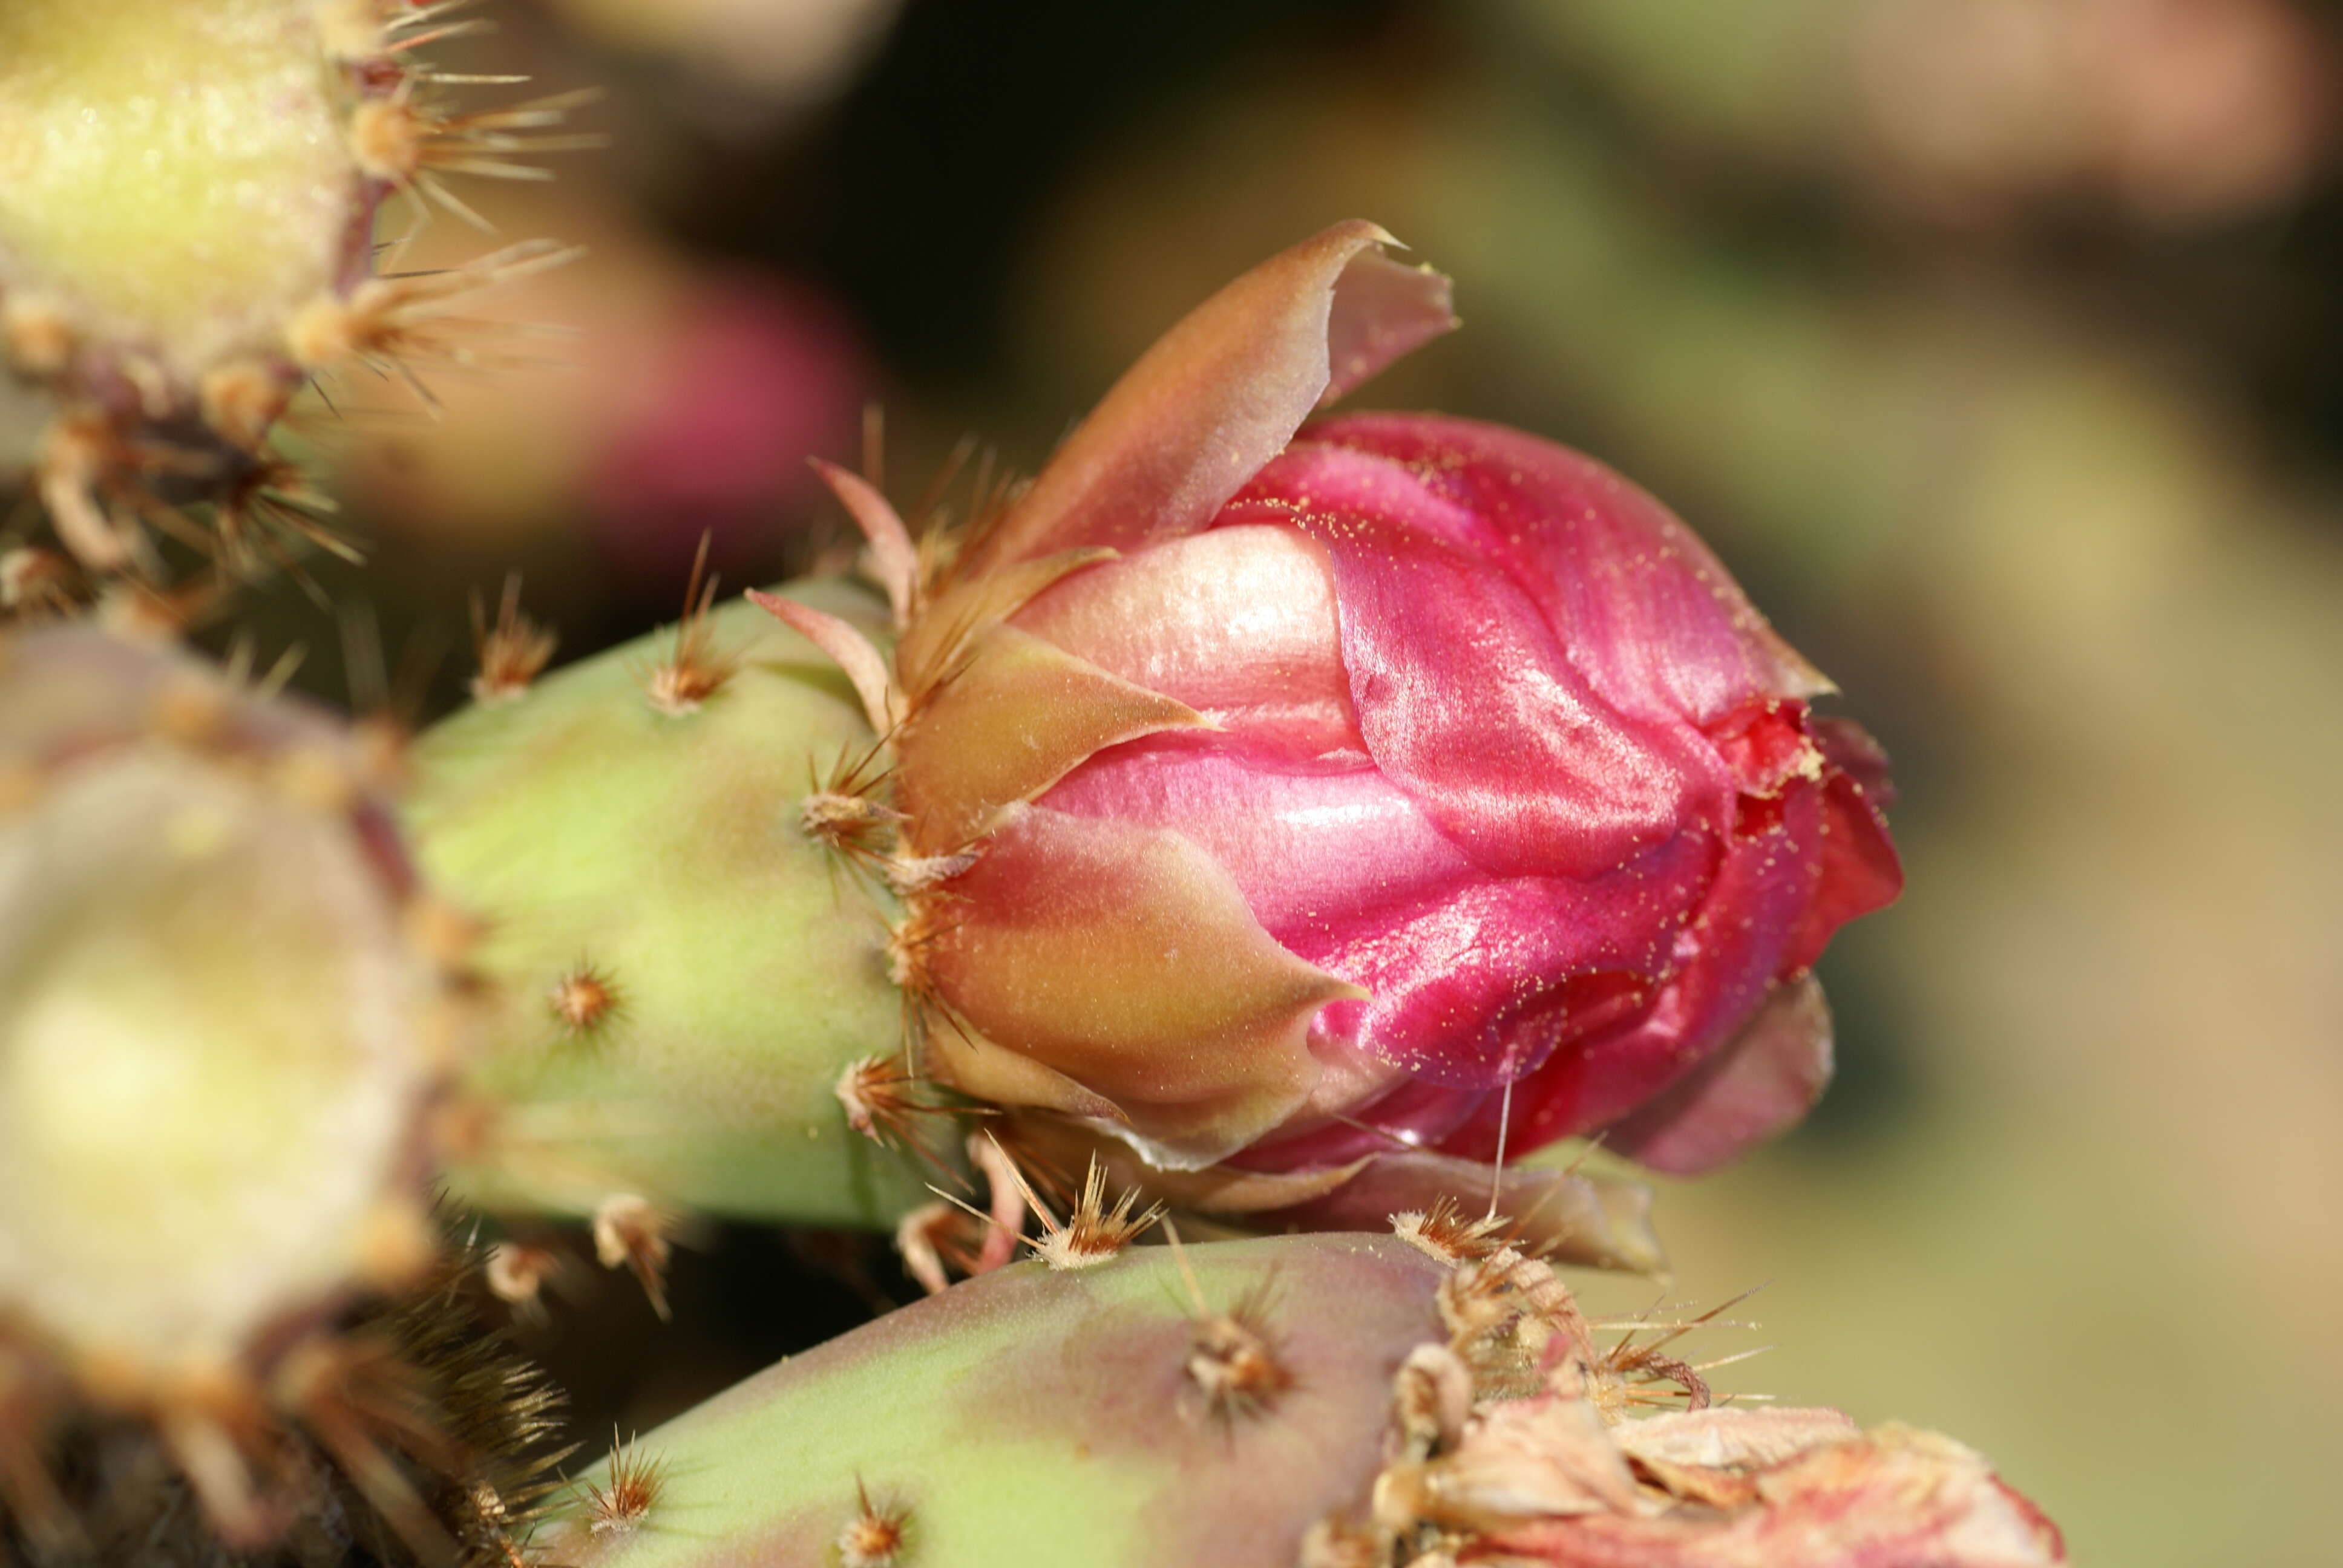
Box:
778, 222, 1901, 1207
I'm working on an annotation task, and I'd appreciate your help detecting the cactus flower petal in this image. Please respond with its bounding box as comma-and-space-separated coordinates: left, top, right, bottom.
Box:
1601, 976, 1836, 1176
893, 622, 1210, 854
922, 807, 1363, 1167
970, 220, 1455, 571
874, 223, 1902, 1198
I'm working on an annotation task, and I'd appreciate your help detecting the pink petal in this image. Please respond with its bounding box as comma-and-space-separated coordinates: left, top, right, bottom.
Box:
1040, 735, 1711, 1088
1285, 415, 1834, 724
1225, 441, 1728, 881
968, 221, 1454, 572
1601, 976, 1835, 1175
745, 589, 896, 733
1809, 714, 1895, 806
1012, 523, 1360, 759
809, 459, 918, 626
1037, 735, 1478, 938
1438, 782, 1827, 1160
1778, 772, 1902, 979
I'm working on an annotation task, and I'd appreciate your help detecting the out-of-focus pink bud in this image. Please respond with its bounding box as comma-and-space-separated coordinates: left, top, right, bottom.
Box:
781, 223, 1900, 1215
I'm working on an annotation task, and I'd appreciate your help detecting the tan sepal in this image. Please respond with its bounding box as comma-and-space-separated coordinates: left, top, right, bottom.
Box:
893, 547, 1115, 704
923, 1025, 1129, 1125
1005, 1113, 1371, 1213
968, 220, 1456, 572
894, 622, 1208, 854
746, 589, 900, 733
810, 459, 919, 628
926, 806, 1362, 1169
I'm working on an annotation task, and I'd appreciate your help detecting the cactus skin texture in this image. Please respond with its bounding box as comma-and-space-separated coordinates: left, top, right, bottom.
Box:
0, 623, 487, 1549
544, 1232, 2066, 1568
406, 581, 932, 1230
544, 1235, 1449, 1568
0, 0, 583, 585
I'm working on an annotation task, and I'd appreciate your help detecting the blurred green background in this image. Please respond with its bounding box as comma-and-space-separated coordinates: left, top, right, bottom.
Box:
95, 2, 2343, 1560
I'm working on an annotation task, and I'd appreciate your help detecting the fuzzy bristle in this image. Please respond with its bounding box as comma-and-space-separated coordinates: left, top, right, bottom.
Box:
1008, 1152, 1162, 1272
548, 961, 623, 1036
591, 1195, 677, 1320
0, 547, 77, 619
483, 1242, 564, 1322
470, 575, 557, 704
835, 1478, 909, 1568
893, 1199, 989, 1297
582, 1431, 664, 1538
1392, 1198, 1515, 1266
833, 1053, 945, 1148
1165, 1229, 1294, 1425
642, 535, 738, 716
352, 81, 603, 230
285, 240, 582, 405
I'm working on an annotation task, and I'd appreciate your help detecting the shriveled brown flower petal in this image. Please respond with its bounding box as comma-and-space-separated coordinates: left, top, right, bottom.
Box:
1383, 1392, 1646, 1537
1470, 1421, 2065, 1567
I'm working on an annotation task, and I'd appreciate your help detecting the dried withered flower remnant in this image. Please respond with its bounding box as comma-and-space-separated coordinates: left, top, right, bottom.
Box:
1327, 1242, 2066, 1567
835, 1477, 910, 1568
583, 1429, 666, 1537
472, 574, 559, 704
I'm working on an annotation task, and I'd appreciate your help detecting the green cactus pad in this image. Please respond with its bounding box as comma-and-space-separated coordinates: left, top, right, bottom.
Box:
543, 1235, 1446, 1568
409, 579, 931, 1229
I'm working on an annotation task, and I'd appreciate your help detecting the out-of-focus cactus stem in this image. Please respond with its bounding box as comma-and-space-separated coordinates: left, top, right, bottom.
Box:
0, 624, 541, 1555
0, 0, 588, 596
